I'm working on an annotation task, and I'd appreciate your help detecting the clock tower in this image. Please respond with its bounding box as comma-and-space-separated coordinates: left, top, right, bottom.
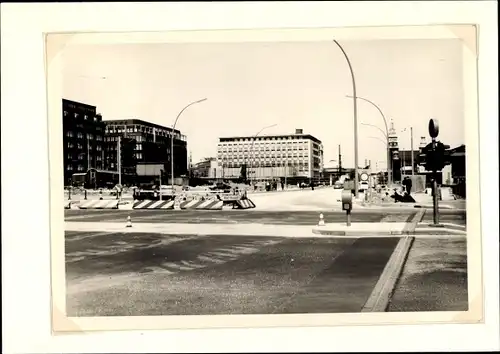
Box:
388, 121, 402, 182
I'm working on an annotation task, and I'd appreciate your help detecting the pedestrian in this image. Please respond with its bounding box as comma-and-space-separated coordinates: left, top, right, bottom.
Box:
281, 181, 284, 191
406, 176, 412, 195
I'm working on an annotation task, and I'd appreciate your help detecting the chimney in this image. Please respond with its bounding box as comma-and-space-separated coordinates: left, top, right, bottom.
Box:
295, 129, 303, 135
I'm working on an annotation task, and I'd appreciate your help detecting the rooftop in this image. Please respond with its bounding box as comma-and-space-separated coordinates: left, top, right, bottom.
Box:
219, 133, 322, 144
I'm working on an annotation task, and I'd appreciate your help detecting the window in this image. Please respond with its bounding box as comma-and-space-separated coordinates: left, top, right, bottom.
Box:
84, 115, 88, 120
67, 142, 74, 148
77, 132, 83, 139
67, 154, 72, 160
136, 144, 142, 151
78, 154, 84, 160
66, 131, 73, 137
66, 165, 73, 171
96, 145, 102, 151
74, 113, 78, 118
87, 133, 93, 140
136, 153, 143, 160
96, 135, 102, 141
77, 165, 84, 171
63, 110, 68, 117
77, 143, 83, 149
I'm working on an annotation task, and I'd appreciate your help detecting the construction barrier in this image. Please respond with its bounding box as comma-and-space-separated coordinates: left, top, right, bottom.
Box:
78, 200, 119, 209
233, 199, 256, 209
180, 199, 224, 210
133, 200, 175, 209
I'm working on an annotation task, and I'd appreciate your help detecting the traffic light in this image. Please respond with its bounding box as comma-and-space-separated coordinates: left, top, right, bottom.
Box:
420, 141, 451, 172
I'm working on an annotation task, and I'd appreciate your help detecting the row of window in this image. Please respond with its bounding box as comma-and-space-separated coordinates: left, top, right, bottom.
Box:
219, 140, 310, 147
105, 125, 182, 139
63, 111, 100, 122
222, 135, 315, 143
218, 154, 309, 159
67, 143, 102, 150
66, 131, 103, 141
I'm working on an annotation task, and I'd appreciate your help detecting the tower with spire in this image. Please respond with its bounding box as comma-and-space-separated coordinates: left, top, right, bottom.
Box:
388, 121, 402, 182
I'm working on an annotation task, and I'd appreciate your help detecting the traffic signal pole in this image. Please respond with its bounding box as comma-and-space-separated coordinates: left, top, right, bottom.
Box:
431, 137, 440, 225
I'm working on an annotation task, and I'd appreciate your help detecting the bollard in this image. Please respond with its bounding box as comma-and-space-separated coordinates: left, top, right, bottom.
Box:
318, 213, 326, 226
346, 210, 351, 227
84, 189, 87, 200
99, 188, 103, 200
68, 186, 72, 201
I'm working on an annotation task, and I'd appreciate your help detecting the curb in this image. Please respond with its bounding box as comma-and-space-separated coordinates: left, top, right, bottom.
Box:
361, 209, 425, 312
361, 235, 415, 312
311, 229, 405, 236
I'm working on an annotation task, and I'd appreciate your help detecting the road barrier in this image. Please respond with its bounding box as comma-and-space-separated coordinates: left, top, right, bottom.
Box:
78, 200, 119, 209
180, 199, 224, 210
233, 199, 256, 209
133, 200, 175, 209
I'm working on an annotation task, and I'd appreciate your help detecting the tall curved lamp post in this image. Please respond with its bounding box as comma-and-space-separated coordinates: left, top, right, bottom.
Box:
333, 40, 359, 198
171, 98, 207, 190
346, 95, 391, 185
248, 124, 277, 184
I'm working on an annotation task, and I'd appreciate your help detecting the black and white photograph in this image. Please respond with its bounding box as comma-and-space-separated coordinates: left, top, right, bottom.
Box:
47, 24, 482, 331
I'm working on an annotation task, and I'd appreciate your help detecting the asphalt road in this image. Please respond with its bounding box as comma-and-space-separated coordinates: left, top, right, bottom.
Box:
65, 209, 417, 225
65, 231, 400, 316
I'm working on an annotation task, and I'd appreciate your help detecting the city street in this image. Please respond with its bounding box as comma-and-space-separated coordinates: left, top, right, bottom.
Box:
64, 204, 468, 316
66, 230, 400, 316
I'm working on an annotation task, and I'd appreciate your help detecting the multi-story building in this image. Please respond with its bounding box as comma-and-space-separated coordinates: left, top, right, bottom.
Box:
62, 99, 105, 185
103, 119, 188, 179
216, 129, 324, 183
191, 157, 218, 179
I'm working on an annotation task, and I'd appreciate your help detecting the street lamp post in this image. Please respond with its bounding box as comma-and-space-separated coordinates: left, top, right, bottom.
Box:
346, 95, 391, 186
170, 98, 207, 191
248, 124, 277, 185
333, 40, 359, 198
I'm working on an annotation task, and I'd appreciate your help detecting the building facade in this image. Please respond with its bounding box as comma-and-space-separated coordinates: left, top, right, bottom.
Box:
216, 129, 324, 182
103, 119, 188, 179
62, 99, 105, 185
191, 157, 219, 179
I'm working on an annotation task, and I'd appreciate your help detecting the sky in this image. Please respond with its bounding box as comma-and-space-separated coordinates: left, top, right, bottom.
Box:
61, 38, 465, 168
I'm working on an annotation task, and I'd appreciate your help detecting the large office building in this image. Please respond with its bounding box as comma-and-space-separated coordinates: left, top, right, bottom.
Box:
216, 129, 324, 183
103, 119, 188, 179
62, 99, 105, 185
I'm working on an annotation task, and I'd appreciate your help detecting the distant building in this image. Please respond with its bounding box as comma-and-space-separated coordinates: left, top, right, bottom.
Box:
103, 119, 188, 180
191, 157, 219, 179
62, 99, 105, 185
216, 129, 324, 183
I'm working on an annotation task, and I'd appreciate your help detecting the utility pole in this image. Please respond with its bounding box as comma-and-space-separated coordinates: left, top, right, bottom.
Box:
410, 126, 415, 179
87, 136, 91, 170
117, 136, 122, 186
338, 144, 343, 179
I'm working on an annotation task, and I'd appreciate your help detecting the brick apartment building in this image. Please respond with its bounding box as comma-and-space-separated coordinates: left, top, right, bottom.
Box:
62, 99, 105, 185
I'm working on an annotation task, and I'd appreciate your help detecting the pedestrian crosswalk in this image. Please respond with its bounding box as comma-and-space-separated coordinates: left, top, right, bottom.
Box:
140, 239, 280, 275
66, 233, 282, 276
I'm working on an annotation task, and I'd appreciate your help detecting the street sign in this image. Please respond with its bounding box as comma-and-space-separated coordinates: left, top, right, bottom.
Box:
428, 118, 439, 138
360, 173, 369, 181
